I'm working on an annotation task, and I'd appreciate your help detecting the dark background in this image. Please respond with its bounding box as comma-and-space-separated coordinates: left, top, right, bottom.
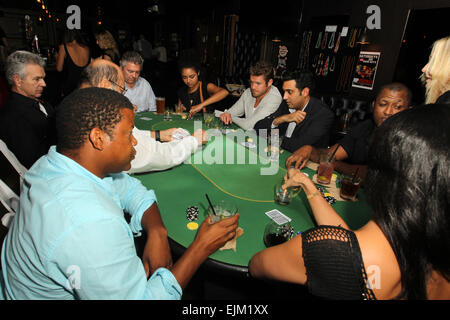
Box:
0, 0, 449, 104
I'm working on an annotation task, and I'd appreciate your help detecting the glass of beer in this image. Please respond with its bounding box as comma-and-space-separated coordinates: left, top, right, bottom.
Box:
175, 103, 184, 114
156, 97, 166, 114
203, 112, 215, 128
316, 149, 335, 185
339, 173, 362, 201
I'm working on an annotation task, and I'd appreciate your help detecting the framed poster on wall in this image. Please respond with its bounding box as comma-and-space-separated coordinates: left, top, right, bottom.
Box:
352, 51, 381, 90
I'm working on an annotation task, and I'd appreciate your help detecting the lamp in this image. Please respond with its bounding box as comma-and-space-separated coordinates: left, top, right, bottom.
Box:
357, 27, 370, 45
272, 36, 281, 43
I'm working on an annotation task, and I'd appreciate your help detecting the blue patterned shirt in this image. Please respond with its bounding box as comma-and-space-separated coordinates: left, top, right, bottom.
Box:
1, 146, 182, 300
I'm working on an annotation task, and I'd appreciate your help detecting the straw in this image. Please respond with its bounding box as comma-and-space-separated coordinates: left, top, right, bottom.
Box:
205, 194, 217, 216
328, 144, 340, 162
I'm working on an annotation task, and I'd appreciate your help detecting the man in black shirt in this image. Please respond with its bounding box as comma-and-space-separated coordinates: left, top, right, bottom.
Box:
254, 71, 334, 152
285, 82, 412, 181
0, 51, 56, 168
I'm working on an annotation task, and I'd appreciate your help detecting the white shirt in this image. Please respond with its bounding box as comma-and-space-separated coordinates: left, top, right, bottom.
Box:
215, 86, 282, 131
38, 102, 48, 117
153, 46, 167, 63
124, 77, 156, 112
128, 127, 200, 173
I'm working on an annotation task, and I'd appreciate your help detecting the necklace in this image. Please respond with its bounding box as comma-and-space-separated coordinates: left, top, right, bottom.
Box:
327, 32, 335, 49
333, 31, 341, 53
349, 28, 358, 48
315, 32, 323, 49
322, 55, 330, 76
329, 56, 336, 72
321, 32, 328, 50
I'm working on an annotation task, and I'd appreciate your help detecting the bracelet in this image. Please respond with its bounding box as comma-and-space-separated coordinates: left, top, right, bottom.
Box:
155, 130, 161, 142
307, 192, 321, 200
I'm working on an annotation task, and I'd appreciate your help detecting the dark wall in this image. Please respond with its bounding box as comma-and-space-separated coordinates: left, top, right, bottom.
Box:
300, 0, 449, 102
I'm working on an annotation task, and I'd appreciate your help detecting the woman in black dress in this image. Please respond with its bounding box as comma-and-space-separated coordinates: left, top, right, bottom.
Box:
56, 29, 90, 97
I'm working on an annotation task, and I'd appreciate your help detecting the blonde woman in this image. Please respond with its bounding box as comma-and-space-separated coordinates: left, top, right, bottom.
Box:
421, 36, 450, 104
95, 30, 120, 65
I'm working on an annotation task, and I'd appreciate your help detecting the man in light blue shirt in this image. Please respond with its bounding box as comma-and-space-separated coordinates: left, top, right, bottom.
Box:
121, 51, 157, 112
0, 87, 239, 299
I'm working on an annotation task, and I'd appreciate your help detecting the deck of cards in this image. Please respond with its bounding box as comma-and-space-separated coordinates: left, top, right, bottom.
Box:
172, 128, 191, 140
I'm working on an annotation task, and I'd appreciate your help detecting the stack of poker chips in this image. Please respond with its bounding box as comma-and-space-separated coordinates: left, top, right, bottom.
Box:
317, 186, 337, 205
280, 224, 295, 240
186, 206, 199, 221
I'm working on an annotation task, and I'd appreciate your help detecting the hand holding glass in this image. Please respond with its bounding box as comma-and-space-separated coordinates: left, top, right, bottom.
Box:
208, 200, 238, 223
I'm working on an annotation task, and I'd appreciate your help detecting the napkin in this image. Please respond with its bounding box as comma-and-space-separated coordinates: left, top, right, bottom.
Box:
219, 227, 244, 251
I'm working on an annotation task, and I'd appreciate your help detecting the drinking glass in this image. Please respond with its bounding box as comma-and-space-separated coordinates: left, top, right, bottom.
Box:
263, 220, 294, 247
339, 173, 362, 201
207, 200, 237, 223
203, 112, 215, 128
316, 149, 335, 185
274, 180, 295, 205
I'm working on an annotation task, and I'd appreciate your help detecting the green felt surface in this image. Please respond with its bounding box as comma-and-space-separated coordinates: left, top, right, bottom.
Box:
132, 112, 373, 268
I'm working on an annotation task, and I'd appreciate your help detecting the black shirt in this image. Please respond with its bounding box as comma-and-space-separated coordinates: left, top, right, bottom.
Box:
177, 81, 211, 113
338, 119, 375, 165
0, 92, 56, 168
61, 43, 90, 97
254, 97, 335, 152
436, 91, 450, 104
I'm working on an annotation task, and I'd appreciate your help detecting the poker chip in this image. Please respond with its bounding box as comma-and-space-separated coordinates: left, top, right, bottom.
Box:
317, 186, 337, 205
187, 222, 199, 230
280, 224, 295, 240
186, 206, 199, 221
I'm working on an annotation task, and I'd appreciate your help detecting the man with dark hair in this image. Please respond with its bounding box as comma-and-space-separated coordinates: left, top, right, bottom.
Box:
286, 82, 412, 181
0, 50, 56, 168
217, 60, 282, 130
120, 51, 156, 112
1, 87, 239, 299
254, 71, 334, 152
80, 59, 208, 173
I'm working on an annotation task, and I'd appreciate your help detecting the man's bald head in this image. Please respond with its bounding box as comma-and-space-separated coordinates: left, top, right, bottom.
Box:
80, 59, 125, 92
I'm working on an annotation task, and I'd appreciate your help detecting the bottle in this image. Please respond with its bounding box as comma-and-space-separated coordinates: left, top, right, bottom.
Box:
32, 35, 40, 54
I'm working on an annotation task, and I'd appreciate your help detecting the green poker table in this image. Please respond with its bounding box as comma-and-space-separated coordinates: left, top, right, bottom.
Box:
132, 112, 373, 277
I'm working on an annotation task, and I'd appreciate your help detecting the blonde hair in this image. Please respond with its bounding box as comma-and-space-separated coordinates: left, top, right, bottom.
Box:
95, 30, 120, 57
422, 36, 450, 104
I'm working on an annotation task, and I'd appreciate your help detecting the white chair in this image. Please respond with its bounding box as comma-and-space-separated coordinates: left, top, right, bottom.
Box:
0, 139, 27, 195
0, 178, 18, 228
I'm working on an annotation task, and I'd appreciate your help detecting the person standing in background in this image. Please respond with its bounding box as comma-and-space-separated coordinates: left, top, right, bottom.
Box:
95, 29, 120, 65
421, 35, 450, 104
55, 29, 90, 97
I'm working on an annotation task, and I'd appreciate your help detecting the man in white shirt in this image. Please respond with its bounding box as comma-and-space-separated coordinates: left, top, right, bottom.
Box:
218, 61, 282, 131
120, 51, 157, 112
80, 59, 207, 173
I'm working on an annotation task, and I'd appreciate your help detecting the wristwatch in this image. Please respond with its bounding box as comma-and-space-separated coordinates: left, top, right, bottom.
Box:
155, 130, 161, 142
